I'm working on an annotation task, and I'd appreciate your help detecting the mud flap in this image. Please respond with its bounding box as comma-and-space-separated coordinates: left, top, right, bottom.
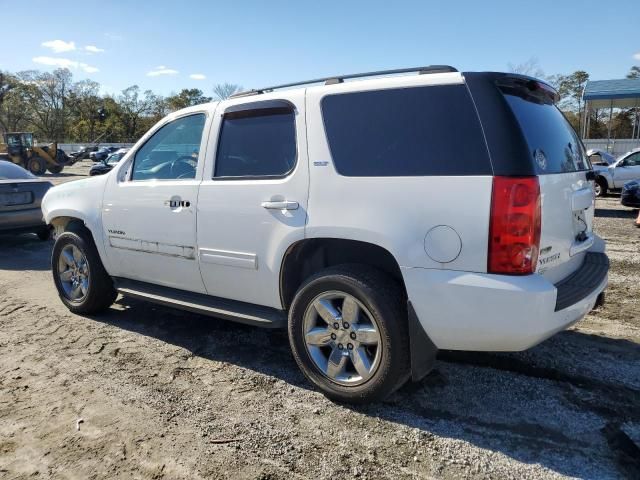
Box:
407, 301, 438, 382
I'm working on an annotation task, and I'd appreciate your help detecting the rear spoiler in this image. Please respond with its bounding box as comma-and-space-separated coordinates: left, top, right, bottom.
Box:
494, 74, 560, 105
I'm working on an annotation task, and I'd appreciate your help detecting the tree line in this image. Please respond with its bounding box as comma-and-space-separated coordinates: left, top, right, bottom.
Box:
0, 69, 241, 144
0, 64, 639, 144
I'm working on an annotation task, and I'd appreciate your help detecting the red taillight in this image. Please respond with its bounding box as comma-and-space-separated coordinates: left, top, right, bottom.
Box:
488, 176, 541, 275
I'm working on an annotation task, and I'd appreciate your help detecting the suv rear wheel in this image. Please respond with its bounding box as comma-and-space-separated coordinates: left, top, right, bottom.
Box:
52, 229, 117, 314
288, 265, 410, 403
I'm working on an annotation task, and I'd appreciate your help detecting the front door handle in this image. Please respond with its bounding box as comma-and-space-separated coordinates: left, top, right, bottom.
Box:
165, 199, 191, 208
261, 200, 299, 210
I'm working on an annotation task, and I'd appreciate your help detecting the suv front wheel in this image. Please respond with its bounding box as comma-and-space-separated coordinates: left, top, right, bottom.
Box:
288, 265, 410, 403
52, 229, 117, 314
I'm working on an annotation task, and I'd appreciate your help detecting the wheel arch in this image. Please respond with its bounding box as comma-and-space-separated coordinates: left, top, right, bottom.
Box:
595, 174, 609, 189
49, 213, 111, 274
279, 237, 405, 311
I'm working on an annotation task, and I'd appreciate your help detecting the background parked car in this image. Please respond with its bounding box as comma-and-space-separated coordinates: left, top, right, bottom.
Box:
0, 160, 52, 239
90, 146, 121, 162
70, 146, 99, 161
621, 180, 640, 208
89, 149, 128, 176
586, 148, 617, 166
592, 148, 640, 197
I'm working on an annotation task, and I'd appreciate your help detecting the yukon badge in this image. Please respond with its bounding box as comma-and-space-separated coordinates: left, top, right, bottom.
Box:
108, 229, 126, 236
534, 149, 547, 171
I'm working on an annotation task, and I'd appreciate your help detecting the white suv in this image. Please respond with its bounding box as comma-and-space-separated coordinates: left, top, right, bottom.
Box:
42, 66, 609, 403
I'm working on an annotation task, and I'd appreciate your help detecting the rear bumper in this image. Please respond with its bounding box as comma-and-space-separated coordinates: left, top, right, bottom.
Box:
402, 252, 608, 352
0, 208, 45, 233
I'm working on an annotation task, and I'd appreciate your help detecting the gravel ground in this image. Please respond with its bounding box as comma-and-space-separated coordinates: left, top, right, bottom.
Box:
1, 163, 639, 479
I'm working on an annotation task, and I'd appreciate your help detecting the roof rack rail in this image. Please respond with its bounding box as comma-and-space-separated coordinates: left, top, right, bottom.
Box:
230, 65, 458, 98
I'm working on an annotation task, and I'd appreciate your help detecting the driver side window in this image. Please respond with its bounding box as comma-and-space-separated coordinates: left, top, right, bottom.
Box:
623, 153, 640, 167
131, 113, 206, 181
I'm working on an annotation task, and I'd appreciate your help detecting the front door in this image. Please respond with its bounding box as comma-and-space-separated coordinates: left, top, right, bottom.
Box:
102, 112, 211, 293
613, 152, 640, 188
197, 92, 309, 309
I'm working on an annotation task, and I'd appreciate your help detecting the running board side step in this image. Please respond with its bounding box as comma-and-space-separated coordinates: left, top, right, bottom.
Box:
113, 278, 286, 329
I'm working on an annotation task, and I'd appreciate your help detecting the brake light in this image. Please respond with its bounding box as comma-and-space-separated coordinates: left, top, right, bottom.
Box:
488, 176, 541, 275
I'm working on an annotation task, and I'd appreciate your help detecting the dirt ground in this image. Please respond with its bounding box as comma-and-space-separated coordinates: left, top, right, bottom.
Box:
1, 161, 639, 479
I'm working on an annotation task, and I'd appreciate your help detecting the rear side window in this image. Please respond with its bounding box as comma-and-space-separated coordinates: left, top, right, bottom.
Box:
214, 107, 296, 178
502, 93, 588, 174
321, 85, 491, 176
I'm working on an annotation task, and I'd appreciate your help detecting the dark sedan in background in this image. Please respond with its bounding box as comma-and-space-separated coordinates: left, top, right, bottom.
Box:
90, 146, 121, 162
70, 145, 99, 161
0, 161, 52, 239
89, 149, 128, 176
621, 180, 640, 208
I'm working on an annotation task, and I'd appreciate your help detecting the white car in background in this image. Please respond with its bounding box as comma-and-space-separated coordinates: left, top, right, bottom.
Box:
592, 148, 640, 197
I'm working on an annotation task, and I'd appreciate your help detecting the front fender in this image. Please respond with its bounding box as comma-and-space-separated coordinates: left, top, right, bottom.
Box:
42, 175, 111, 271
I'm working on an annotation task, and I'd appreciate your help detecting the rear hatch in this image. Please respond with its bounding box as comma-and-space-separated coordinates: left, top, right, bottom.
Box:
497, 77, 594, 283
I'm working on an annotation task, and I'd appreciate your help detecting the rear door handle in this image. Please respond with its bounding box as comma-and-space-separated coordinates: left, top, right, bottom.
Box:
261, 200, 299, 210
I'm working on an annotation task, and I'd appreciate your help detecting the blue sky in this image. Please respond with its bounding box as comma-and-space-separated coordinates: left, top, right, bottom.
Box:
1, 0, 638, 96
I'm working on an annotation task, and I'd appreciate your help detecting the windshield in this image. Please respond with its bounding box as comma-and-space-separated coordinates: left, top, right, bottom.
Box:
0, 161, 37, 180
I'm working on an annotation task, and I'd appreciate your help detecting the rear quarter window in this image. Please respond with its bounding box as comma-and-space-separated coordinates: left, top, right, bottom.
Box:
321, 84, 491, 176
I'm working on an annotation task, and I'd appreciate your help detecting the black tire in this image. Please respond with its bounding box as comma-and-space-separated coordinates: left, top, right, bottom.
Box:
36, 226, 52, 241
51, 229, 117, 314
47, 164, 64, 174
27, 156, 46, 175
288, 264, 410, 404
595, 178, 608, 197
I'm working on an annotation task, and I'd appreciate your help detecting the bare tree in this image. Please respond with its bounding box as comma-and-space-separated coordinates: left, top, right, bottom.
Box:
118, 85, 158, 141
0, 72, 15, 106
507, 58, 545, 79
19, 68, 73, 142
213, 83, 242, 100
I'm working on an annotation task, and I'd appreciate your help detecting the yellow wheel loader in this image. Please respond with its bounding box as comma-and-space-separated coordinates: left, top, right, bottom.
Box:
0, 132, 72, 175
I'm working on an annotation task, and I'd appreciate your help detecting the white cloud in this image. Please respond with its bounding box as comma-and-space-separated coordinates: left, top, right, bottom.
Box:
42, 40, 76, 53
147, 66, 179, 77
33, 56, 77, 68
85, 45, 105, 53
634, 52, 640, 61
81, 64, 99, 73
32, 56, 99, 74
190, 73, 206, 80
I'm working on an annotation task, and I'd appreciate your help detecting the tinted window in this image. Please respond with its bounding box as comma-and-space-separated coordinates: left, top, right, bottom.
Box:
503, 94, 588, 174
131, 114, 205, 181
0, 161, 36, 180
321, 85, 491, 176
214, 107, 296, 178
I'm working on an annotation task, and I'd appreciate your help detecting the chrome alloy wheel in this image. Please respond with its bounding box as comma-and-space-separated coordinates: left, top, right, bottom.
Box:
302, 291, 382, 386
57, 244, 90, 301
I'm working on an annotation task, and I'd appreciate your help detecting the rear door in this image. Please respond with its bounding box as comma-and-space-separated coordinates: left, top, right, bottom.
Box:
196, 93, 309, 309
499, 82, 595, 283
